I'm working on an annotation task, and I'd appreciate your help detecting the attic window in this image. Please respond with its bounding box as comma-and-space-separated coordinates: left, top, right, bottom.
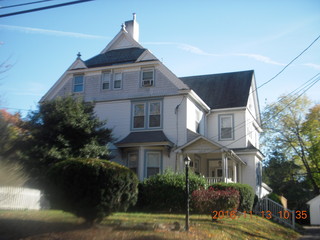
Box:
141, 69, 154, 87
73, 75, 84, 93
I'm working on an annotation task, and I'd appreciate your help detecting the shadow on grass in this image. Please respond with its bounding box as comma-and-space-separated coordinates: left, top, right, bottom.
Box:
0, 218, 87, 240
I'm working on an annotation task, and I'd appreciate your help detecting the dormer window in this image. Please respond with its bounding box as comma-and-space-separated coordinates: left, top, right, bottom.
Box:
141, 69, 154, 87
73, 75, 84, 93
102, 72, 111, 90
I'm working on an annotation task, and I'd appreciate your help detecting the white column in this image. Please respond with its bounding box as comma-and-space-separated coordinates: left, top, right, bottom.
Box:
233, 161, 237, 183
238, 164, 242, 183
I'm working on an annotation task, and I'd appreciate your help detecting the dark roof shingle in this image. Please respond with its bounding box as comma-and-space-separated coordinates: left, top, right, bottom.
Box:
85, 47, 148, 68
180, 70, 254, 109
116, 131, 173, 145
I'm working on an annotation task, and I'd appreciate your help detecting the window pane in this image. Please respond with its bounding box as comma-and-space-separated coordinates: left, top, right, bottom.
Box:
143, 71, 153, 80
134, 116, 144, 128
221, 117, 231, 128
115, 73, 122, 81
134, 104, 145, 128
103, 73, 111, 81
146, 152, 160, 178
221, 128, 232, 139
114, 80, 121, 88
74, 76, 83, 84
150, 102, 160, 115
102, 82, 110, 89
149, 115, 160, 127
73, 84, 83, 92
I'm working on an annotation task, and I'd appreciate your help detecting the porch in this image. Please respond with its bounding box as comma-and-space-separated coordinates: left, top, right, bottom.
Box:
176, 136, 246, 184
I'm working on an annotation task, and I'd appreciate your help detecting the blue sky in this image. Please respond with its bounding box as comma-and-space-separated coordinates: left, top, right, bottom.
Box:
0, 0, 319, 116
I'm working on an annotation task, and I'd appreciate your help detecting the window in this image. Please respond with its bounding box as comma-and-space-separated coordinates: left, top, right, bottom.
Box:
73, 75, 84, 92
141, 69, 154, 87
133, 103, 145, 129
113, 72, 122, 89
146, 151, 161, 178
128, 152, 138, 175
149, 102, 160, 128
132, 100, 162, 130
102, 72, 111, 90
219, 115, 233, 140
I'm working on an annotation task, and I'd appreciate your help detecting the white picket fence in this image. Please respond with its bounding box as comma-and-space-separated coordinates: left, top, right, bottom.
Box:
0, 186, 46, 210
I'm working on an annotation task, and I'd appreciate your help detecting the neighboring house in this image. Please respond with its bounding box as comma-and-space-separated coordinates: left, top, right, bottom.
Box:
41, 15, 267, 197
307, 195, 320, 225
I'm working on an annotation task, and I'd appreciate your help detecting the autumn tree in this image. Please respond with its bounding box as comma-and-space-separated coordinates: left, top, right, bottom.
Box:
262, 95, 319, 195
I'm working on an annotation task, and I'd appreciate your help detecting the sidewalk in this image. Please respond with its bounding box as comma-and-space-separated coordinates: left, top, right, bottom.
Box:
299, 226, 320, 240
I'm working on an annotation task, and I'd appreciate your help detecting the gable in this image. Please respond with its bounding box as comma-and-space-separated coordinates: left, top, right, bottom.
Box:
180, 70, 254, 110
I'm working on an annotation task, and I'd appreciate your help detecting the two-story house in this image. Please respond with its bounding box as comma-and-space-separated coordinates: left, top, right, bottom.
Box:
41, 15, 266, 197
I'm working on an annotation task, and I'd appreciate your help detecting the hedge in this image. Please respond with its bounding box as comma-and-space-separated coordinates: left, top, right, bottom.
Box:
209, 183, 255, 212
192, 187, 240, 214
136, 169, 206, 212
45, 158, 139, 224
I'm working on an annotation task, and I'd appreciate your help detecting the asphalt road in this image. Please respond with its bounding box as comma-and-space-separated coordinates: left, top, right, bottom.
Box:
299, 226, 320, 240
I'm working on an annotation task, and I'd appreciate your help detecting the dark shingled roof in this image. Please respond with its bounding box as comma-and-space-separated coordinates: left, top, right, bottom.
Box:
180, 70, 254, 109
116, 131, 173, 145
85, 47, 148, 68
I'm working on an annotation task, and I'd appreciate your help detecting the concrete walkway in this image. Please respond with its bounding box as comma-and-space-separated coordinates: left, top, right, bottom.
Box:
299, 226, 320, 240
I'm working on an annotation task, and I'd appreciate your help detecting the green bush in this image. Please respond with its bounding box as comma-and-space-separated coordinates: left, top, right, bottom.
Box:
209, 183, 255, 212
192, 187, 240, 214
136, 169, 206, 212
45, 158, 139, 224
267, 192, 283, 206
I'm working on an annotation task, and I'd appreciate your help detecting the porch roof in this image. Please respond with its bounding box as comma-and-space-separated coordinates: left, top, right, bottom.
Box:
175, 135, 246, 165
116, 131, 173, 147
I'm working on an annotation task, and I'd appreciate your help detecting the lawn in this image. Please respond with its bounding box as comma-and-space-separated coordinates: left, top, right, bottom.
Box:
0, 210, 301, 240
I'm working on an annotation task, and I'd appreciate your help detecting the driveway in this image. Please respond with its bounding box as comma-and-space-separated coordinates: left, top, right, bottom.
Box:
299, 226, 320, 240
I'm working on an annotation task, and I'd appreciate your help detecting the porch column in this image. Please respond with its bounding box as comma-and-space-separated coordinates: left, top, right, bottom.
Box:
138, 146, 144, 181
222, 152, 228, 183
238, 164, 242, 183
232, 161, 237, 183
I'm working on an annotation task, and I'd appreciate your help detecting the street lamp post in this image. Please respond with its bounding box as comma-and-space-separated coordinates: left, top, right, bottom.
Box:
184, 156, 191, 232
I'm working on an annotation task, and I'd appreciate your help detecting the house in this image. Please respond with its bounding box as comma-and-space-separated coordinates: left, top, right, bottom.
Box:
307, 195, 320, 225
41, 14, 267, 197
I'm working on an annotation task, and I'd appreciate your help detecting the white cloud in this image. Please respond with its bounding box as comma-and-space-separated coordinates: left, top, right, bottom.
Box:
0, 24, 109, 40
302, 63, 320, 70
234, 53, 285, 66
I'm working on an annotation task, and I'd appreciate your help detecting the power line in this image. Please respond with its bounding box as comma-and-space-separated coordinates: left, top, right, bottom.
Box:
0, 0, 95, 18
0, 0, 55, 10
258, 33, 320, 90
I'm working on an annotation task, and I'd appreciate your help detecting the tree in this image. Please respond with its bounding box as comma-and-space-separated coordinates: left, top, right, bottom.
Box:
21, 96, 112, 186
262, 95, 320, 195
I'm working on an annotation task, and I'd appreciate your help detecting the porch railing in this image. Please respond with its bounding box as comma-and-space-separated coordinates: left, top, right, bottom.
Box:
254, 197, 295, 229
206, 177, 233, 185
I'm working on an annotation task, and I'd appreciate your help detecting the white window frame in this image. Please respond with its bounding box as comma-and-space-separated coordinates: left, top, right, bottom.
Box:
141, 68, 154, 87
113, 72, 122, 90
101, 71, 111, 90
132, 102, 146, 129
219, 114, 234, 140
73, 75, 84, 93
148, 101, 161, 128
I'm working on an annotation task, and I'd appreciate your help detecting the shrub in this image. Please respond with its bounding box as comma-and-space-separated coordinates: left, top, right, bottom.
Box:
267, 192, 283, 206
209, 183, 255, 212
136, 169, 206, 212
192, 187, 240, 214
45, 158, 139, 224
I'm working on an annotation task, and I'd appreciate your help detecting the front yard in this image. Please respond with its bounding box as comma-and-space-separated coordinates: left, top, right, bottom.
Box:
0, 210, 300, 240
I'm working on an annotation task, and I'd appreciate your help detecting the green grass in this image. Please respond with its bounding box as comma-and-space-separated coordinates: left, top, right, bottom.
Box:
0, 210, 301, 240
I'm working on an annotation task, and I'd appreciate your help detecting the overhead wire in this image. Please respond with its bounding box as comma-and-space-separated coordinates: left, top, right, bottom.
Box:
0, 0, 94, 18
0, 0, 56, 10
